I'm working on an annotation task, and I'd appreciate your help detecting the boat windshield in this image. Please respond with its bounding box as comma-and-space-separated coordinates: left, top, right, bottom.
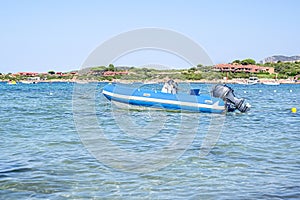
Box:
249, 77, 258, 81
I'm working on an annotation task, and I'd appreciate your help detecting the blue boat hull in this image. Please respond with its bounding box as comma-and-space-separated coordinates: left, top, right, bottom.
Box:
102, 84, 226, 114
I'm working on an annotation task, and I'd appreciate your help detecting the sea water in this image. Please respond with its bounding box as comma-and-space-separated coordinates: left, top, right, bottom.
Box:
0, 82, 299, 199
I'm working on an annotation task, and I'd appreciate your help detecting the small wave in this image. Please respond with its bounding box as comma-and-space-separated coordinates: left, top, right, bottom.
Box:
0, 167, 32, 174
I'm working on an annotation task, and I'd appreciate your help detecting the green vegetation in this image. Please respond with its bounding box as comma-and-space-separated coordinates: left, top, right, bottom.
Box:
232, 58, 256, 65
264, 61, 300, 77
90, 64, 126, 72
90, 66, 107, 71
0, 71, 77, 81
241, 58, 256, 65
1, 60, 300, 82
228, 59, 300, 79
48, 70, 55, 75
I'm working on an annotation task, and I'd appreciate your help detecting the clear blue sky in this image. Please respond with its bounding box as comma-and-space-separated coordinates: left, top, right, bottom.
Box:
0, 0, 299, 73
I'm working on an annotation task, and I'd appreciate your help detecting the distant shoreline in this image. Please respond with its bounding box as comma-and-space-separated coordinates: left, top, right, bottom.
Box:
1, 78, 299, 84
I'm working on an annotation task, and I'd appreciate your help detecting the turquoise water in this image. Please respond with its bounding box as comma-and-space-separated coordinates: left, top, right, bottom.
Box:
0, 82, 299, 199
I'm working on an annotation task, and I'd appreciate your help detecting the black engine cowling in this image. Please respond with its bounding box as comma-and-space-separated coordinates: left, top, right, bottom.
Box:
212, 84, 251, 113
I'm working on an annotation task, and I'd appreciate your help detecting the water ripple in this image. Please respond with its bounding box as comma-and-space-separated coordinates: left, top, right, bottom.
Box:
0, 82, 299, 199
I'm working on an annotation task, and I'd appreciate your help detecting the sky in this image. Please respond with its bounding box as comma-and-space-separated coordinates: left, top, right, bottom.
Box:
0, 0, 299, 73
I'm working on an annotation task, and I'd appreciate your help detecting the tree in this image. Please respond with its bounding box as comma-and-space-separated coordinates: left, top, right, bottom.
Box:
107, 64, 115, 71
241, 58, 256, 65
48, 70, 55, 75
188, 67, 197, 73
232, 59, 241, 64
197, 64, 203, 68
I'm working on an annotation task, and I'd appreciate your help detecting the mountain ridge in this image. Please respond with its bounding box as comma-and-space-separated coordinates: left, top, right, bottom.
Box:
261, 55, 300, 63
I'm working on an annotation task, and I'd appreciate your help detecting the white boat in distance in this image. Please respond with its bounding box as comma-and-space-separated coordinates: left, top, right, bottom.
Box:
262, 81, 280, 86
20, 80, 38, 84
237, 77, 259, 85
247, 77, 259, 85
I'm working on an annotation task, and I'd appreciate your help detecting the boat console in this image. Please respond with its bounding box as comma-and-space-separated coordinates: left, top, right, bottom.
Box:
161, 80, 178, 94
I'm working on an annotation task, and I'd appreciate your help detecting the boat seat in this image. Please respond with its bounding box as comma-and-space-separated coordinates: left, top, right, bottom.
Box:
189, 89, 200, 96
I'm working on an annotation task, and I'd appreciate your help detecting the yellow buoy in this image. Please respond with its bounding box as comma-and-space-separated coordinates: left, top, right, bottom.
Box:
291, 107, 297, 113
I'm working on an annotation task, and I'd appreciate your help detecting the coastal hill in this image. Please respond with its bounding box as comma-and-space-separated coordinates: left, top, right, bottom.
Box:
1, 58, 300, 82
261, 55, 300, 64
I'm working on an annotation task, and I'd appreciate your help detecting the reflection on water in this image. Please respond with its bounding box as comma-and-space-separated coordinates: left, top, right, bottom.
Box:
0, 82, 299, 199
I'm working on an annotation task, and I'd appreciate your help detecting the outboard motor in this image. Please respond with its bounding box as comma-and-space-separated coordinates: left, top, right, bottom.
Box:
212, 84, 251, 113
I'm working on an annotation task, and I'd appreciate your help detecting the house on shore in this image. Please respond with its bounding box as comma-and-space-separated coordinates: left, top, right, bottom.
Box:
102, 71, 128, 76
17, 72, 40, 76
90, 70, 129, 76
213, 63, 274, 74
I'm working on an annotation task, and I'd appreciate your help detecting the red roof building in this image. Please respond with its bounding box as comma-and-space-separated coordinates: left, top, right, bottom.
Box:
102, 71, 128, 76
17, 72, 40, 76
214, 64, 274, 74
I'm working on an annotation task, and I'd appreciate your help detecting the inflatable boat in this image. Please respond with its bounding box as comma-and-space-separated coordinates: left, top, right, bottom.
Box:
102, 81, 250, 114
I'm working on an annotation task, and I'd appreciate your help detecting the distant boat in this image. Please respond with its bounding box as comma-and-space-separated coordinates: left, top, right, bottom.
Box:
7, 80, 17, 85
236, 77, 259, 85
143, 81, 157, 84
20, 80, 38, 84
236, 81, 247, 85
262, 81, 280, 86
247, 77, 260, 85
76, 80, 89, 84
102, 80, 251, 113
